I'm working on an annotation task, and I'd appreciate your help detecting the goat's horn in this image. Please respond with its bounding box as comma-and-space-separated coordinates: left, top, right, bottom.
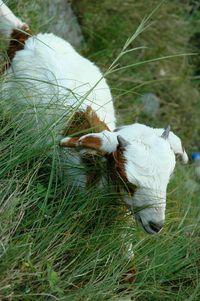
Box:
161, 125, 170, 139
117, 135, 130, 148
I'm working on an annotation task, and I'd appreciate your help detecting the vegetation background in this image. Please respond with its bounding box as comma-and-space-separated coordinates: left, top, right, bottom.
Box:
0, 0, 200, 300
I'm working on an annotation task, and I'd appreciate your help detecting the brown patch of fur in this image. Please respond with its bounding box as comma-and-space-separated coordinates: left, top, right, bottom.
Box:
62, 106, 110, 136
5, 29, 32, 70
60, 137, 79, 147
86, 106, 110, 132
60, 135, 102, 151
109, 147, 137, 196
112, 147, 128, 181
79, 136, 102, 151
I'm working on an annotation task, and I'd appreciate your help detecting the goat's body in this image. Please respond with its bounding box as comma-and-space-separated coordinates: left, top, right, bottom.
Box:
0, 1, 188, 234
3, 33, 116, 130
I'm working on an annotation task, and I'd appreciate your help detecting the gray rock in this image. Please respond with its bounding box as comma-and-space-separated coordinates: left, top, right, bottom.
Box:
40, 0, 84, 48
140, 92, 160, 118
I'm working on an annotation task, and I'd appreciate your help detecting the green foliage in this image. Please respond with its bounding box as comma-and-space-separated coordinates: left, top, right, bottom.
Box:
0, 1, 200, 300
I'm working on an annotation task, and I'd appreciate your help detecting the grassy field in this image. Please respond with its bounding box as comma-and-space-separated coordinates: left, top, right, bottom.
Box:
0, 0, 200, 300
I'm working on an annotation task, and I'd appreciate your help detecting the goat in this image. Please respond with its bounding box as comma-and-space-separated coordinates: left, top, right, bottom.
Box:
0, 1, 188, 235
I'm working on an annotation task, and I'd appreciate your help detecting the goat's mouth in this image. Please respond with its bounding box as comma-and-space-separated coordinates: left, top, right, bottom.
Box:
135, 215, 163, 235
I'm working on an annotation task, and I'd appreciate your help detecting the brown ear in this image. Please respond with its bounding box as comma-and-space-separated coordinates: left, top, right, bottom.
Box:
60, 135, 103, 152
60, 137, 80, 148
60, 131, 119, 155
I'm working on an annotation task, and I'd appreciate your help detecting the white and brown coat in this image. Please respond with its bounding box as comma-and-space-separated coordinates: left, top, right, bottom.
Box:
0, 1, 188, 234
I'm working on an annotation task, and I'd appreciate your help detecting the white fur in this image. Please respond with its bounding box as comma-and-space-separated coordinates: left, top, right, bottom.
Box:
0, 0, 28, 36
0, 2, 188, 234
119, 124, 176, 233
3, 33, 116, 130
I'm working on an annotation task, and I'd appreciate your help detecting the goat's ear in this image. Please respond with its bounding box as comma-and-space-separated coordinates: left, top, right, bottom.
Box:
59, 131, 118, 155
168, 133, 188, 163
159, 128, 188, 163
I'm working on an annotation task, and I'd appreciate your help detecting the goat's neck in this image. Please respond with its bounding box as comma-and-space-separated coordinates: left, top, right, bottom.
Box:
82, 151, 129, 193
62, 106, 110, 137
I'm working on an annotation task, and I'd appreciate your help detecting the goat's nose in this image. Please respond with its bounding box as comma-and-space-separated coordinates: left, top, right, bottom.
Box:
148, 220, 164, 233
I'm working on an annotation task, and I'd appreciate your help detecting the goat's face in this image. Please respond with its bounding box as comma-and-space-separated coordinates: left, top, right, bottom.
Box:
114, 127, 176, 234
60, 123, 188, 235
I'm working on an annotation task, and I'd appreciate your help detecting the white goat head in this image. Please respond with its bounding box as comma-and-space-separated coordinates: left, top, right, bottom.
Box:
60, 123, 188, 235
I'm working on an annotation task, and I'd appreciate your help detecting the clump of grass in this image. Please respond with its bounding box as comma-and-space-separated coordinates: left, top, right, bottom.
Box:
0, 86, 135, 300
0, 107, 199, 301
0, 1, 200, 300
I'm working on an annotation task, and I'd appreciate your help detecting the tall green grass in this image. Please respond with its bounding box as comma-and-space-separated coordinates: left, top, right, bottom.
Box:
0, 1, 200, 300
0, 105, 199, 301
